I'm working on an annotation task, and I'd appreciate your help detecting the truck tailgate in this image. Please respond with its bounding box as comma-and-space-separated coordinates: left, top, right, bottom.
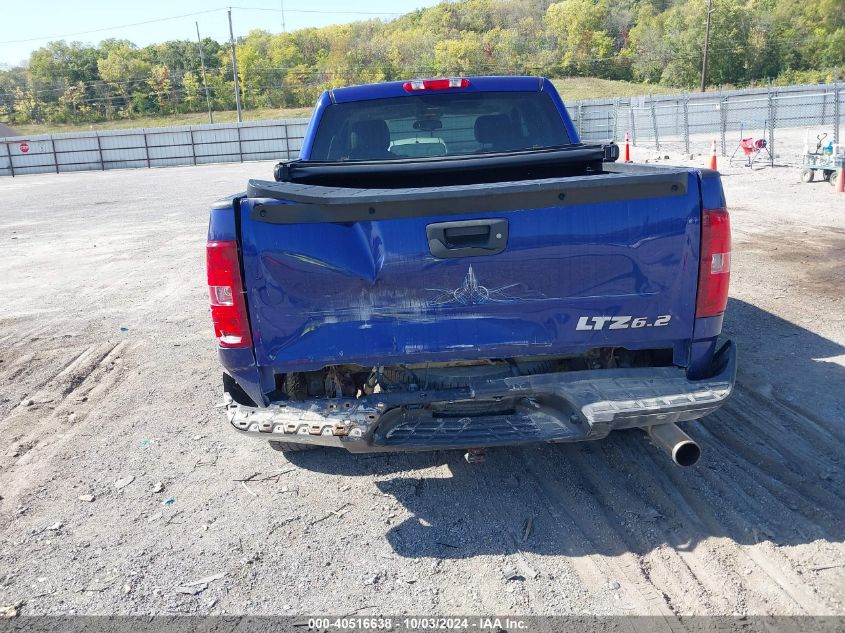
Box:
238, 167, 701, 372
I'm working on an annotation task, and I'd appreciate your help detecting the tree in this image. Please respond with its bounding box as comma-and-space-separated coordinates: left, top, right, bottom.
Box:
433, 34, 487, 75
12, 87, 40, 123
27, 41, 99, 93
545, 0, 616, 77
181, 71, 201, 112
149, 64, 173, 115
97, 44, 150, 119
626, 4, 673, 84
57, 82, 90, 122
2, 0, 844, 128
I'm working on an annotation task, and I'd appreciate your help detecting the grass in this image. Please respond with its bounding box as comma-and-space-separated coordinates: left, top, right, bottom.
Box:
8, 106, 313, 136
551, 77, 683, 102
6, 77, 682, 136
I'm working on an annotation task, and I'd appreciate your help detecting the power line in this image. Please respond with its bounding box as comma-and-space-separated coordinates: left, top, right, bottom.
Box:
0, 27, 821, 100
0, 8, 226, 46
228, 8, 243, 122
0, 3, 421, 48
196, 21, 214, 124
230, 5, 405, 16
0, 37, 780, 100
700, 0, 716, 92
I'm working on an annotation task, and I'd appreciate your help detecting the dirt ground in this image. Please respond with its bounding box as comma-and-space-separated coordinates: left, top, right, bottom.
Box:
0, 155, 843, 620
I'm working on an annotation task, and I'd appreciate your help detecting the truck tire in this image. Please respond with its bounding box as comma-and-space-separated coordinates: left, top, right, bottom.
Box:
800, 168, 814, 183
269, 440, 318, 452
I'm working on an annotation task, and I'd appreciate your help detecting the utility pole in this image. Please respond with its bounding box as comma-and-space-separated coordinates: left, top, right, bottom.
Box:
281, 0, 286, 33
700, 0, 715, 93
195, 22, 214, 124
228, 7, 243, 122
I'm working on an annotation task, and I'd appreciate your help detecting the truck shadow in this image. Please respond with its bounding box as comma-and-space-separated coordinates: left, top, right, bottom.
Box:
285, 298, 845, 558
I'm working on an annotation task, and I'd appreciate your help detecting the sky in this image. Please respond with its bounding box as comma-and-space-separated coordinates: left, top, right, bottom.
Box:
0, 0, 443, 66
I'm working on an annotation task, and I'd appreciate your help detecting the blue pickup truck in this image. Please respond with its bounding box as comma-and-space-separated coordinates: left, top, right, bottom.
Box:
207, 76, 735, 466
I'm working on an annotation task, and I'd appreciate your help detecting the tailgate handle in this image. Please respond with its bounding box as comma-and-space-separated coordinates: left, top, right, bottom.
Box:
426, 219, 508, 259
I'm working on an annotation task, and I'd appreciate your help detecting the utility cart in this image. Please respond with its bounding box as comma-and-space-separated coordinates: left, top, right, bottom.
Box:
800, 134, 843, 186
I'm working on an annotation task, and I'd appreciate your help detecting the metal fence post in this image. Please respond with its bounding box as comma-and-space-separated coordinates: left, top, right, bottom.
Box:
189, 129, 197, 166
4, 142, 13, 177
650, 98, 660, 151
719, 98, 727, 157
95, 133, 104, 170
821, 87, 828, 126
834, 83, 841, 145
282, 122, 291, 159
613, 98, 619, 141
236, 124, 243, 162
768, 91, 776, 161
629, 104, 636, 146
51, 137, 59, 173
143, 131, 151, 168
683, 95, 690, 155
575, 101, 584, 136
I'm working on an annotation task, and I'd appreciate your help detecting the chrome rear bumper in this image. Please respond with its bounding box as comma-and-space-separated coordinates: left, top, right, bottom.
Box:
225, 341, 736, 452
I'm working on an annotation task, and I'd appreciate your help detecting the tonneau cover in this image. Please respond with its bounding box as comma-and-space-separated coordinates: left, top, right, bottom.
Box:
271, 145, 611, 189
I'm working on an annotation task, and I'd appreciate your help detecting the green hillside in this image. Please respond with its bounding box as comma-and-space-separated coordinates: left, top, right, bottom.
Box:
2, 0, 842, 131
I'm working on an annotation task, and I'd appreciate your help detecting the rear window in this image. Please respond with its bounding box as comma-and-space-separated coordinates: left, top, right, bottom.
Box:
309, 91, 571, 161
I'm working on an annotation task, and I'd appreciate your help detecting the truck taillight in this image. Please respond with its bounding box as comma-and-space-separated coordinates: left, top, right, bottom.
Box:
696, 208, 731, 318
403, 77, 470, 92
206, 240, 252, 348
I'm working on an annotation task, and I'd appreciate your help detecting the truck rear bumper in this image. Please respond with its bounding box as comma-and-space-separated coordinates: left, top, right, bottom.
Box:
225, 341, 736, 452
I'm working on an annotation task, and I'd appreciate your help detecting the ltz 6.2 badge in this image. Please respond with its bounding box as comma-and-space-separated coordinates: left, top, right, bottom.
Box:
576, 315, 672, 331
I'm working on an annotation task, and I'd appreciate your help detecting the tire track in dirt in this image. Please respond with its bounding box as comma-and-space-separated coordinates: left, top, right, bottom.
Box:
694, 422, 843, 540
743, 385, 845, 446
661, 457, 831, 615
512, 447, 685, 628
700, 388, 845, 537
726, 388, 845, 466
531, 439, 750, 616
613, 432, 817, 614
650, 418, 836, 614
509, 374, 844, 617
446, 449, 608, 613
396, 452, 588, 614
0, 330, 93, 401
562, 442, 736, 615
0, 341, 131, 483
495, 460, 655, 617
445, 456, 554, 615
594, 437, 761, 614
3, 342, 123, 411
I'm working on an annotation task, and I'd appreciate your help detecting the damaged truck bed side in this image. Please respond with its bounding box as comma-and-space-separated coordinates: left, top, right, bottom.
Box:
207, 76, 735, 465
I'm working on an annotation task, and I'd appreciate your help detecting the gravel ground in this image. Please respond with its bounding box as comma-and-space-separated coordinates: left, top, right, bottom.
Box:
0, 156, 843, 619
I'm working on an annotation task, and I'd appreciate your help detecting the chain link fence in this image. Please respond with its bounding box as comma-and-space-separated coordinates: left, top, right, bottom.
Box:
574, 83, 843, 165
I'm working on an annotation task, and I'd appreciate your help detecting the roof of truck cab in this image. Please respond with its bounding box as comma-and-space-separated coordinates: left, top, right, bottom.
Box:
329, 76, 546, 104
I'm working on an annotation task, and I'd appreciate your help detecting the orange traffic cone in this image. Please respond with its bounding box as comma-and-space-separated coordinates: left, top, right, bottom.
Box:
624, 131, 631, 162
708, 139, 718, 170
836, 167, 844, 194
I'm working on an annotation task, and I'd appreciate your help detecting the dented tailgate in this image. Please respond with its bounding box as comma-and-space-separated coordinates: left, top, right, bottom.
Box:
238, 168, 702, 373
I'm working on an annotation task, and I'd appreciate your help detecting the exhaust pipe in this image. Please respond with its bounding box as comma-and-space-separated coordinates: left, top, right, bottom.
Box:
647, 423, 701, 467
